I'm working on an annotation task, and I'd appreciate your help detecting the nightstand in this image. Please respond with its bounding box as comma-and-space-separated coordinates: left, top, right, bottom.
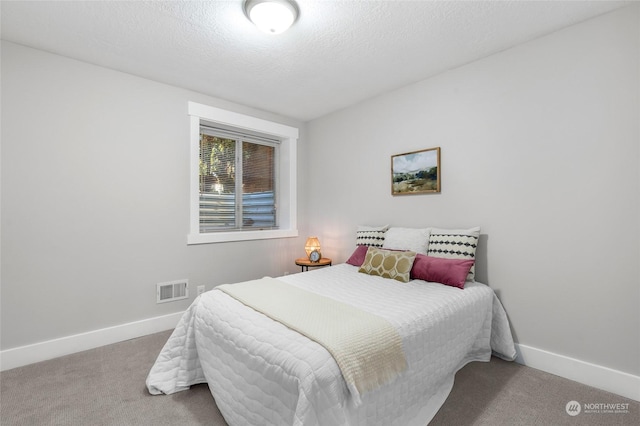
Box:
295, 257, 332, 272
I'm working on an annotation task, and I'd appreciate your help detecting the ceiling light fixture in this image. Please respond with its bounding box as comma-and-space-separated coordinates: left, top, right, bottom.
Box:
244, 0, 299, 34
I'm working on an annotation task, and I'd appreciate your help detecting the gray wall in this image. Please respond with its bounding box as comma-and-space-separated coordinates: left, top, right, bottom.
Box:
306, 6, 639, 376
1, 41, 308, 349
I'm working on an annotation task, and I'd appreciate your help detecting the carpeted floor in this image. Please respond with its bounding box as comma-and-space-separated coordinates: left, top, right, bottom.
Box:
1, 330, 637, 425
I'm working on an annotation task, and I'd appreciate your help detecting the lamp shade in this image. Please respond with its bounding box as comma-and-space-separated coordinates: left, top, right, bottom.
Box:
244, 0, 298, 34
304, 237, 321, 257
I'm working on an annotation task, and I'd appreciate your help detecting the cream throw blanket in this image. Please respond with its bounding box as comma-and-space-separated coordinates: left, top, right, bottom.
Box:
217, 277, 407, 401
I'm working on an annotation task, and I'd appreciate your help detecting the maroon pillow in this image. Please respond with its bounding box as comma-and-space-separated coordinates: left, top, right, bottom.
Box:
346, 245, 369, 266
410, 254, 475, 289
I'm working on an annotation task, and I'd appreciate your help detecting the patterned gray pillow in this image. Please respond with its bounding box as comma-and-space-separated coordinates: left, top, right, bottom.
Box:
427, 227, 480, 281
356, 225, 389, 248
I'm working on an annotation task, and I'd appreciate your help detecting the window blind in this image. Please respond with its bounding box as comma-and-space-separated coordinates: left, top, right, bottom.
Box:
199, 126, 278, 233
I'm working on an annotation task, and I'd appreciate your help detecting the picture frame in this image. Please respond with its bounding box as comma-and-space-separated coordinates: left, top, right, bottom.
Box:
391, 147, 441, 195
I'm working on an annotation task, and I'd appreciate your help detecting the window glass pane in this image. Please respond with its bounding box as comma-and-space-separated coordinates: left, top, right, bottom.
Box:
199, 134, 236, 232
242, 142, 276, 229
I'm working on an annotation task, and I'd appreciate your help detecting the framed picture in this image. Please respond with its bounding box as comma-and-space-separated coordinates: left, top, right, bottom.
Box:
391, 147, 441, 195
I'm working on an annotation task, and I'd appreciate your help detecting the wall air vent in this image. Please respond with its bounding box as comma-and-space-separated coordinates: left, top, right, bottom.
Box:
156, 280, 189, 303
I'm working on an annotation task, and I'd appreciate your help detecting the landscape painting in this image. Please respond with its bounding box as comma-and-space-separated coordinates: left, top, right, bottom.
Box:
391, 147, 441, 195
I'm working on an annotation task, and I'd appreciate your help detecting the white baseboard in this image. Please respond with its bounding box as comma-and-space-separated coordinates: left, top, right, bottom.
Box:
515, 343, 640, 402
0, 311, 184, 372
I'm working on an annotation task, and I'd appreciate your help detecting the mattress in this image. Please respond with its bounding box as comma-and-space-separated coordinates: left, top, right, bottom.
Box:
147, 264, 516, 425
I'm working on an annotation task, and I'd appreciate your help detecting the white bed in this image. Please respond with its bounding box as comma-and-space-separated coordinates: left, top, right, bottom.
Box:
147, 263, 516, 426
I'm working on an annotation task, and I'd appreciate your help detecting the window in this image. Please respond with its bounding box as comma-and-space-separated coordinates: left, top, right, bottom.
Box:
199, 127, 278, 232
188, 102, 298, 244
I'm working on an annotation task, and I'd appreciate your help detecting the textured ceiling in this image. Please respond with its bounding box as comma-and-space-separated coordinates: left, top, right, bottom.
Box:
0, 0, 631, 121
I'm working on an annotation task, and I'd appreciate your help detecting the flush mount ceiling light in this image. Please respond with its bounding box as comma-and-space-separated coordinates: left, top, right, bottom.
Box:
244, 0, 299, 34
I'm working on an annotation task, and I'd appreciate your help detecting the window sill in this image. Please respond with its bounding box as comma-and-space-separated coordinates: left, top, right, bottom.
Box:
187, 228, 299, 245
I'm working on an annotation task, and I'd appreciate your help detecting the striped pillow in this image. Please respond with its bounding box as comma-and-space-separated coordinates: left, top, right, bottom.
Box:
356, 225, 389, 248
427, 227, 480, 281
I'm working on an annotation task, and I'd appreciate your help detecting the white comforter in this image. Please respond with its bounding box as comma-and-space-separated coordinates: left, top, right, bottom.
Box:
147, 264, 516, 425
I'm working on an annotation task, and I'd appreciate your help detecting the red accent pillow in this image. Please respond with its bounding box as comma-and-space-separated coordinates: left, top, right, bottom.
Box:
346, 245, 369, 266
410, 254, 475, 289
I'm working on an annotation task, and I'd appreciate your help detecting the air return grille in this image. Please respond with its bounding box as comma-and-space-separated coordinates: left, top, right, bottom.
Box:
157, 280, 189, 303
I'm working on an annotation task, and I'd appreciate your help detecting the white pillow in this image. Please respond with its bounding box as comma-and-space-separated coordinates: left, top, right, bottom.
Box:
427, 227, 480, 281
382, 227, 431, 254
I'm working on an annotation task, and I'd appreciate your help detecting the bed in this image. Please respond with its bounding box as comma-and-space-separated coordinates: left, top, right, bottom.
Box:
147, 226, 516, 425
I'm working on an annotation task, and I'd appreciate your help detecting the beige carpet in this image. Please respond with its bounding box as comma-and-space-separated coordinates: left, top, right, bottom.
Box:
1, 330, 637, 425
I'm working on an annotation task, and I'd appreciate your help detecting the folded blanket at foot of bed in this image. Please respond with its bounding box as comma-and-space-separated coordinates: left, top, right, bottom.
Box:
218, 277, 407, 402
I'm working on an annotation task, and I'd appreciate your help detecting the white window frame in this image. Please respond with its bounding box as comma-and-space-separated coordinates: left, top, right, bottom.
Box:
188, 102, 298, 244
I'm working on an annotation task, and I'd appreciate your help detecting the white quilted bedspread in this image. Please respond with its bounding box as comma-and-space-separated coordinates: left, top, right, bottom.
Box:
147, 264, 516, 426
